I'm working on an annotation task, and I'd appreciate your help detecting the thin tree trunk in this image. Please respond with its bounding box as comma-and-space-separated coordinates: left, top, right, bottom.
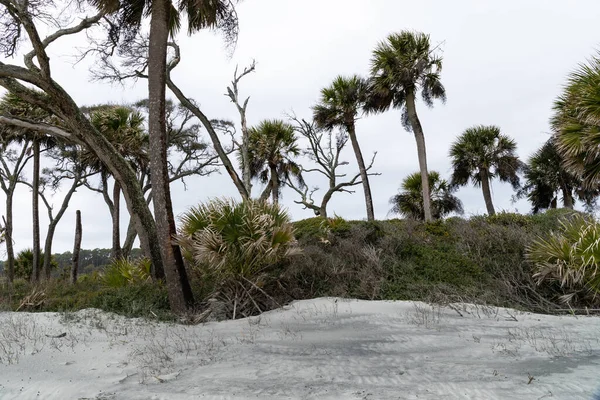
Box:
43, 222, 57, 280
240, 112, 252, 197
112, 182, 122, 259
43, 173, 82, 280
346, 120, 374, 221
148, 0, 194, 313
562, 186, 574, 209
31, 139, 41, 283
270, 164, 279, 205
405, 89, 432, 222
479, 168, 495, 216
122, 220, 137, 259
70, 210, 82, 285
4, 194, 14, 283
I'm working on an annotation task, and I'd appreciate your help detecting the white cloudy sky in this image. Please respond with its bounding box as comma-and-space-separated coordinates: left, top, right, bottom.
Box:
2, 0, 600, 254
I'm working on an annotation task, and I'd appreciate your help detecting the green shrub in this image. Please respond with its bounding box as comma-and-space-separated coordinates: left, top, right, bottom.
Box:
527, 214, 600, 304
14, 249, 57, 280
0, 279, 172, 320
101, 258, 151, 288
178, 198, 300, 319
293, 215, 352, 242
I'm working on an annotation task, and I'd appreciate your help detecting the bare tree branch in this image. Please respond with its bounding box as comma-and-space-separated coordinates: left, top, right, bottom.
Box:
286, 115, 379, 218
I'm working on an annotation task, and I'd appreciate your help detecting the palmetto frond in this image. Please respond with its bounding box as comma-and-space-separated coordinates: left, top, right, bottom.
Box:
92, 0, 239, 43
248, 119, 300, 178
449, 125, 522, 189
0, 92, 60, 148
390, 171, 463, 220
81, 105, 148, 173
313, 75, 368, 132
517, 138, 597, 213
366, 30, 446, 125
527, 215, 600, 302
553, 53, 600, 190
177, 198, 298, 279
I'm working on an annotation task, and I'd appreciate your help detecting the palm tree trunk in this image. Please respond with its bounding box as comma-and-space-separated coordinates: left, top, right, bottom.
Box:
479, 168, 495, 215
270, 164, 279, 205
112, 182, 122, 259
4, 192, 14, 283
405, 89, 432, 222
31, 139, 41, 283
346, 120, 374, 221
148, 0, 194, 313
562, 186, 574, 209
70, 210, 82, 285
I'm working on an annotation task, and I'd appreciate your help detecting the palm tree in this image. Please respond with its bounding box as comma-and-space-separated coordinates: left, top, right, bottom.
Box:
552, 53, 600, 191
449, 125, 522, 216
248, 120, 303, 205
390, 171, 463, 220
313, 75, 375, 221
90, 0, 239, 313
83, 105, 148, 260
517, 139, 598, 213
367, 31, 446, 222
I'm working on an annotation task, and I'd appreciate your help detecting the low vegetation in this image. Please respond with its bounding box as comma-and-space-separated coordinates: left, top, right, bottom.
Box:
3, 208, 597, 321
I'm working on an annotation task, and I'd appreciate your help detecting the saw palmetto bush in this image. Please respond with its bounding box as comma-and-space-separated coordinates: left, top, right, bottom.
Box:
177, 198, 300, 319
101, 258, 152, 288
527, 214, 600, 303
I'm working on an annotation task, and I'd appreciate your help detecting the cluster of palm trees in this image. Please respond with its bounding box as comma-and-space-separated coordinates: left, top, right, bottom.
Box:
1, 0, 599, 316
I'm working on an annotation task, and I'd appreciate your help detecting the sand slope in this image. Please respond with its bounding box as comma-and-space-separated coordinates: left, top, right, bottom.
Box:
1, 298, 599, 399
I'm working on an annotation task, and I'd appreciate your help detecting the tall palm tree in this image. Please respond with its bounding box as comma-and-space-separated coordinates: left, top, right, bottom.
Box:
516, 138, 598, 213
367, 31, 446, 222
90, 0, 239, 313
449, 125, 522, 216
313, 75, 375, 221
248, 120, 303, 205
390, 171, 463, 220
552, 52, 600, 191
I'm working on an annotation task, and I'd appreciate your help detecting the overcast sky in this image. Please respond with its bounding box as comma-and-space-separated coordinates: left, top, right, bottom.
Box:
2, 0, 600, 254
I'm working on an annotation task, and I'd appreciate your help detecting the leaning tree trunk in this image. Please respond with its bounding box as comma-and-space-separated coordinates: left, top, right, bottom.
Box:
4, 192, 15, 283
405, 89, 432, 222
166, 78, 249, 200
59, 92, 165, 281
70, 210, 82, 285
347, 120, 374, 221
112, 182, 122, 259
148, 0, 194, 313
479, 168, 495, 216
122, 220, 137, 259
0, 54, 165, 282
31, 139, 41, 283
269, 164, 280, 205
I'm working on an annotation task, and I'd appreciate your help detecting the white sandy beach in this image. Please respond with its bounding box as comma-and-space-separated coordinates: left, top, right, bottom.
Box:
1, 298, 599, 400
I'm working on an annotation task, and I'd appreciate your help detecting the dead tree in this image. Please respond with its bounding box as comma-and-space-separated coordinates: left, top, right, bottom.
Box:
225, 61, 256, 196
287, 116, 379, 218
70, 210, 82, 284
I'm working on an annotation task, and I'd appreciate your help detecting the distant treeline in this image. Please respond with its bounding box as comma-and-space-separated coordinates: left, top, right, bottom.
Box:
0, 248, 143, 275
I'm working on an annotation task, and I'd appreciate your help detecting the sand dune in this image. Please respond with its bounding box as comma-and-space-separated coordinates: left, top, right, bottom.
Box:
1, 298, 599, 399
